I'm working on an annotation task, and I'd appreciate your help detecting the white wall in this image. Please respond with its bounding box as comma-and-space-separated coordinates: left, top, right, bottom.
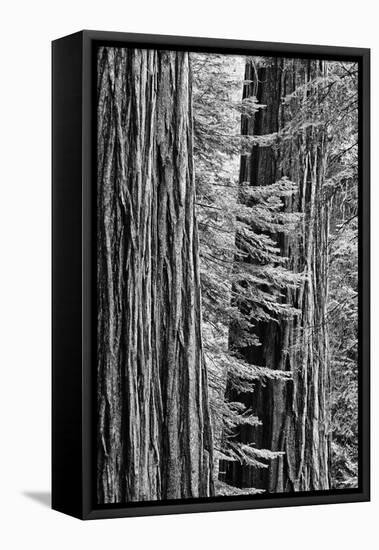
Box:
1, 1, 376, 548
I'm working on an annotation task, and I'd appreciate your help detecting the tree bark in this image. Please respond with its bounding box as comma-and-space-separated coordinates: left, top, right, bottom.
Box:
96, 47, 214, 503
225, 57, 331, 492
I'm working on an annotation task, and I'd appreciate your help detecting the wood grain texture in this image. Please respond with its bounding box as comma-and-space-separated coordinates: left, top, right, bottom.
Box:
96, 47, 214, 504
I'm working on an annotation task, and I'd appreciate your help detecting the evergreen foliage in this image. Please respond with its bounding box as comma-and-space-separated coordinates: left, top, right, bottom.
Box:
192, 53, 358, 493
192, 53, 302, 492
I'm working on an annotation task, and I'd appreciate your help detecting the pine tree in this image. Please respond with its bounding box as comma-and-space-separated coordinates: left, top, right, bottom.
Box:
221, 56, 359, 493
192, 53, 300, 494
322, 62, 359, 488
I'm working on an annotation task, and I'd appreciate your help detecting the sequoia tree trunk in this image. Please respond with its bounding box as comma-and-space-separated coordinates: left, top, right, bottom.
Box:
96, 47, 214, 503
225, 58, 331, 492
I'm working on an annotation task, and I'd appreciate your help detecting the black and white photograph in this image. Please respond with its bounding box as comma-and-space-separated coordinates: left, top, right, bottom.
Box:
96, 46, 360, 504
1, 0, 376, 543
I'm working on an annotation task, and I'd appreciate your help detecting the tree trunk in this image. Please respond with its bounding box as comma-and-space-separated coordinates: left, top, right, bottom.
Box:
225, 57, 331, 492
96, 47, 214, 503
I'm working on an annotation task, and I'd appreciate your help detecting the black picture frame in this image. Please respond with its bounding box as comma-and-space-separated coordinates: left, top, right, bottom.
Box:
52, 30, 370, 520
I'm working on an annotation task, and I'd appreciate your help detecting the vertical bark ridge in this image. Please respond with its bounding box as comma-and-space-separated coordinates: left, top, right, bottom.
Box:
97, 47, 214, 503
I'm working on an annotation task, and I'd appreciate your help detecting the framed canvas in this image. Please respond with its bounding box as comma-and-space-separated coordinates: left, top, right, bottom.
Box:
52, 30, 370, 520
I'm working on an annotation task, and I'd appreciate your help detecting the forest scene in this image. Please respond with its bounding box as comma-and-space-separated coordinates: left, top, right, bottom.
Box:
96, 46, 359, 504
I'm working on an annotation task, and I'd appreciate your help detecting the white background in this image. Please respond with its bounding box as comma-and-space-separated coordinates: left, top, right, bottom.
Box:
0, 1, 376, 548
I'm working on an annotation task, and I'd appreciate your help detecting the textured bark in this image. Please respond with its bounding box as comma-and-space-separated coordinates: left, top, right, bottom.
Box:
96, 47, 214, 503
225, 58, 331, 492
